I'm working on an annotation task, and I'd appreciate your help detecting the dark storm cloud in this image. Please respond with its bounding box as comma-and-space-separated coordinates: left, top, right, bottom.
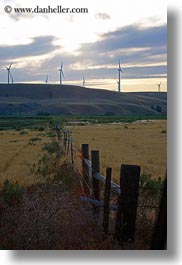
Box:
0, 36, 59, 60
37, 23, 167, 82
70, 23, 167, 80
80, 24, 166, 53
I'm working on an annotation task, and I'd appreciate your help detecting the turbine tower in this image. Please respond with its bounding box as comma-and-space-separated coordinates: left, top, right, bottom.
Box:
5, 63, 13, 84
157, 82, 162, 92
59, 62, 64, 85
83, 75, 85, 87
117, 60, 123, 92
45, 75, 48, 85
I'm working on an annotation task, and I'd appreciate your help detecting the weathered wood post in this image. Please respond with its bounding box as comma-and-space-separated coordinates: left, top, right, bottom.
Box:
115, 164, 140, 243
63, 131, 66, 151
70, 137, 74, 164
91, 150, 100, 217
151, 177, 167, 250
81, 144, 90, 196
67, 132, 70, 155
91, 150, 100, 201
103, 167, 112, 234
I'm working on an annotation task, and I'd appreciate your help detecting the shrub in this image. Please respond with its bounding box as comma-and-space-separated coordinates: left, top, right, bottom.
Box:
38, 127, 45, 131
42, 141, 62, 158
139, 173, 164, 199
20, 130, 28, 135
54, 161, 76, 191
1, 179, 24, 206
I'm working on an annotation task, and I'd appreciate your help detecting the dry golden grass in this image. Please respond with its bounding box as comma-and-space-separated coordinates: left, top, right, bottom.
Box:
67, 120, 167, 181
0, 129, 52, 186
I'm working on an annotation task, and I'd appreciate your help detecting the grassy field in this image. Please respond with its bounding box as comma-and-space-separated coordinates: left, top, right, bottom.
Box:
68, 120, 167, 182
0, 116, 166, 186
0, 129, 53, 186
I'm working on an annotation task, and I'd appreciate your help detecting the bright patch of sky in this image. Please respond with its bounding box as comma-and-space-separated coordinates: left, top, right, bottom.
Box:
0, 0, 167, 91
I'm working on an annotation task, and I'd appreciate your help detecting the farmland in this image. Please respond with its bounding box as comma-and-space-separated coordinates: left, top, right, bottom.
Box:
0, 116, 167, 186
0, 128, 53, 186
0, 116, 167, 250
68, 120, 167, 181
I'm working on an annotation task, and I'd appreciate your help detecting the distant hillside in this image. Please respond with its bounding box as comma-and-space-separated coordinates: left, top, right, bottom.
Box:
0, 84, 167, 115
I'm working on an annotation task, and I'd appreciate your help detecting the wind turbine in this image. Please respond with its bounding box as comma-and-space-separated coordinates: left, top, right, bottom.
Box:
116, 80, 119, 91
5, 63, 13, 84
117, 60, 123, 92
45, 75, 48, 85
156, 82, 162, 92
83, 75, 85, 87
58, 62, 64, 84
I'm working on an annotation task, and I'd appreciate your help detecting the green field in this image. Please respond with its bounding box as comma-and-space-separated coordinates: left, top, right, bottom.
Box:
0, 114, 167, 130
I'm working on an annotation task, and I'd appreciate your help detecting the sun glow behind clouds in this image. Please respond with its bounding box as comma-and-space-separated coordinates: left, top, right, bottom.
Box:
0, 0, 167, 91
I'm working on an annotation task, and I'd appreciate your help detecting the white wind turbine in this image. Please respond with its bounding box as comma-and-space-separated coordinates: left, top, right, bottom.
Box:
117, 60, 123, 92
83, 75, 85, 87
156, 82, 162, 92
5, 63, 13, 84
45, 75, 48, 85
58, 62, 64, 84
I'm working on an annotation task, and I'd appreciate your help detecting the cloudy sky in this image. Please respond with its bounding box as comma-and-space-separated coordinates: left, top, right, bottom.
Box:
0, 0, 167, 92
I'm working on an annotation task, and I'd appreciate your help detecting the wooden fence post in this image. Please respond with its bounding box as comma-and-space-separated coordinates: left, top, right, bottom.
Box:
103, 167, 112, 234
81, 144, 90, 196
115, 164, 140, 243
67, 133, 70, 155
71, 138, 74, 164
151, 177, 167, 250
91, 150, 100, 201
91, 150, 100, 218
63, 131, 66, 151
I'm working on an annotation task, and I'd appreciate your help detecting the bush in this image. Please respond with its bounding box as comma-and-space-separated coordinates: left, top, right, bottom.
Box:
38, 127, 45, 131
20, 130, 28, 135
1, 179, 24, 206
139, 173, 164, 199
54, 161, 76, 191
42, 141, 62, 158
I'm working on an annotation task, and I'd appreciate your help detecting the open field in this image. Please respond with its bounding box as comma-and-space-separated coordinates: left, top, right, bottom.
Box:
68, 120, 167, 181
0, 129, 53, 186
0, 116, 166, 186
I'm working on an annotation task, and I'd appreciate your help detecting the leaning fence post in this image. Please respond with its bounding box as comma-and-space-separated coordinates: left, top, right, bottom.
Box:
103, 167, 112, 234
91, 150, 100, 218
81, 144, 90, 196
91, 150, 100, 201
151, 177, 167, 250
70, 138, 74, 164
115, 164, 140, 243
63, 131, 66, 151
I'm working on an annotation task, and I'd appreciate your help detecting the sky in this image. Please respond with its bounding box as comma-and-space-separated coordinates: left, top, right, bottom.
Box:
0, 0, 167, 92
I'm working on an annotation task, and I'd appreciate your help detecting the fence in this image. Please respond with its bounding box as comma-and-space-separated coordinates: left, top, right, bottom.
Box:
0, 124, 166, 249
56, 127, 166, 249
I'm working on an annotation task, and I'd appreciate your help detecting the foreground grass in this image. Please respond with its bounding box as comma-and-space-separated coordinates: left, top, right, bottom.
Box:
0, 129, 53, 186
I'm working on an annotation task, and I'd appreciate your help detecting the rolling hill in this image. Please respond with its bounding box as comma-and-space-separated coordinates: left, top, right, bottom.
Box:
0, 84, 167, 115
